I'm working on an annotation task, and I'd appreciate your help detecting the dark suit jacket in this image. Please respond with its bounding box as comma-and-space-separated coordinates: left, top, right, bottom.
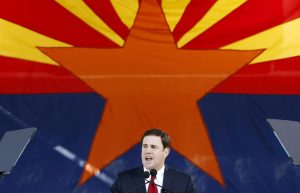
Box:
110, 166, 195, 193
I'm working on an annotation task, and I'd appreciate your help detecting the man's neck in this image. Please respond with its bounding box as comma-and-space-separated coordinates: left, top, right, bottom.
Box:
144, 165, 165, 173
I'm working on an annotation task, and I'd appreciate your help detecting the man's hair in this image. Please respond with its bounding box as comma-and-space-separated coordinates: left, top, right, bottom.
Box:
141, 128, 171, 149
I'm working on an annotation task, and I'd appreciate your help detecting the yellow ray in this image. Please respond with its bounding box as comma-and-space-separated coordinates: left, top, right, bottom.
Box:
161, 0, 191, 31
110, 0, 139, 28
0, 18, 71, 65
222, 18, 300, 64
177, 0, 246, 48
55, 0, 124, 46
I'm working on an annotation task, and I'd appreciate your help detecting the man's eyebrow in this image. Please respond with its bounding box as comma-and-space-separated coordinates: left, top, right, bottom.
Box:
142, 144, 158, 146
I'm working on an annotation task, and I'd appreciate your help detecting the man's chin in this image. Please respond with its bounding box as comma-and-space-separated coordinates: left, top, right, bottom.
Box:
143, 163, 154, 170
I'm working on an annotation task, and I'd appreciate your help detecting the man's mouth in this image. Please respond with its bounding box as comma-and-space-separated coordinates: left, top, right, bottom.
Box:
145, 156, 153, 161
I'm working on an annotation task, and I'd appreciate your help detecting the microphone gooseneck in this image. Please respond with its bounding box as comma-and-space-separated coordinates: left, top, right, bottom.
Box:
146, 169, 176, 193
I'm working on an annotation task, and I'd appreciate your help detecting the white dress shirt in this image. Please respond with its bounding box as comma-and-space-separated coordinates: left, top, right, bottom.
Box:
144, 165, 165, 193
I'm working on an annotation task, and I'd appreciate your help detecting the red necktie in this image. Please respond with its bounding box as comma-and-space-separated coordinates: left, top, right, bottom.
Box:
148, 176, 158, 193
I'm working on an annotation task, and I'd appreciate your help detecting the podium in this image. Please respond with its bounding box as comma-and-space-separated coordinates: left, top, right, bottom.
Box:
0, 127, 36, 178
267, 119, 300, 165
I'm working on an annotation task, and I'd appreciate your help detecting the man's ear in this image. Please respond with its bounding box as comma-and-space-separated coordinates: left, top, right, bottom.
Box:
163, 148, 170, 158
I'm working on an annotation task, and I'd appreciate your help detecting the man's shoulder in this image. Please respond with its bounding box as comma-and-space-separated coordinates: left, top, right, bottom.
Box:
164, 166, 196, 193
165, 166, 192, 179
117, 167, 143, 178
111, 167, 145, 193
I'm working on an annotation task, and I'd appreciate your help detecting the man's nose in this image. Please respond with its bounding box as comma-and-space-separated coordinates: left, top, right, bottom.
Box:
144, 147, 152, 153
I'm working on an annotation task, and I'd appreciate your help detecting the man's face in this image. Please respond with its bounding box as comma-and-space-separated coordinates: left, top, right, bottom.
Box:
141, 135, 170, 171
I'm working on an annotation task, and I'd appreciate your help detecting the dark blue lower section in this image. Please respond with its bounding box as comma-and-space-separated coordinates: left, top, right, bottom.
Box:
0, 93, 105, 193
0, 93, 300, 193
198, 94, 300, 193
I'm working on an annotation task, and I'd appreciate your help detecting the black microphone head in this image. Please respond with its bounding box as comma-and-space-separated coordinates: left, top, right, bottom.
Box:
144, 171, 150, 178
150, 169, 157, 177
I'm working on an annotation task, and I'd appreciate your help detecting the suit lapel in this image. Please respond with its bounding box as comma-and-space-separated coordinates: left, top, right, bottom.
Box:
162, 166, 175, 192
133, 167, 147, 193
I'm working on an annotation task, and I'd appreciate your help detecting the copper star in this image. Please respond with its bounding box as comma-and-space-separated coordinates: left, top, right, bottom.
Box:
39, 0, 262, 185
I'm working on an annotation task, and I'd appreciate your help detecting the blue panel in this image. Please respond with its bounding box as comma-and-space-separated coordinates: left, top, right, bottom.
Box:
0, 93, 300, 193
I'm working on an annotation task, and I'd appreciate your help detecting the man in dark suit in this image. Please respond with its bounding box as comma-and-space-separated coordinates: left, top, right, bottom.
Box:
110, 129, 195, 193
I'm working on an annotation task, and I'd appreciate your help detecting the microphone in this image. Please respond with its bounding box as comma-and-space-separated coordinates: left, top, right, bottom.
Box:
144, 171, 150, 178
147, 169, 176, 193
150, 169, 157, 177
145, 179, 176, 193
149, 169, 157, 185
124, 171, 150, 193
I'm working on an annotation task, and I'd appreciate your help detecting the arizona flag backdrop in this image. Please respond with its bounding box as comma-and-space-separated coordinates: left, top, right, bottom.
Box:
1, 0, 300, 192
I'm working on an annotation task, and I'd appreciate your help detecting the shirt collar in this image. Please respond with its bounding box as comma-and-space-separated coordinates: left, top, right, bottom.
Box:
143, 165, 165, 179
156, 165, 165, 179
